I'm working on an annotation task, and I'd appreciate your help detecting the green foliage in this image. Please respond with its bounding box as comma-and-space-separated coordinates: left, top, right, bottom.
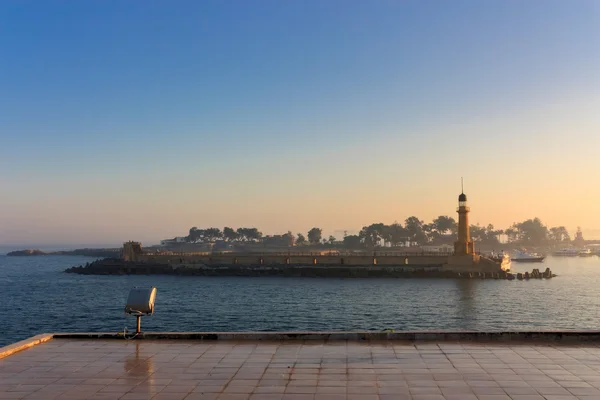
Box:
182, 216, 567, 249
236, 227, 262, 242
470, 223, 503, 244
549, 226, 570, 243
223, 227, 238, 242
432, 216, 458, 236
506, 218, 548, 245
186, 227, 222, 243
405, 216, 428, 245
262, 231, 295, 247
359, 223, 386, 248
384, 222, 408, 246
343, 235, 362, 249
296, 233, 306, 245
307, 227, 322, 245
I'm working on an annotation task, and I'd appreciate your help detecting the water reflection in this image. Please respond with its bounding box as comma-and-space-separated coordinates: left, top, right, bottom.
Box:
124, 342, 154, 382
454, 279, 476, 328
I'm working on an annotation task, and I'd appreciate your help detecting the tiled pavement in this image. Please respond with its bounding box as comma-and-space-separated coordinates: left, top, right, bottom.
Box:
2, 340, 600, 399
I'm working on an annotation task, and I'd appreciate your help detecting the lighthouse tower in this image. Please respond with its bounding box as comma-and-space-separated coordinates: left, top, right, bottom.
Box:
444, 183, 508, 273
454, 190, 475, 255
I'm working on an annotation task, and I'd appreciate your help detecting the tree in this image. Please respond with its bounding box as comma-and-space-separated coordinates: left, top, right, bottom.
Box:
384, 222, 408, 247
405, 216, 428, 245
296, 233, 307, 245
187, 227, 202, 243
484, 224, 503, 244
359, 223, 386, 248
307, 228, 322, 245
236, 227, 262, 242
432, 216, 458, 236
549, 226, 570, 243
236, 228, 248, 242
223, 227, 238, 242
471, 223, 503, 244
470, 224, 486, 243
203, 228, 223, 243
507, 218, 549, 246
328, 235, 337, 246
343, 235, 362, 249
505, 226, 519, 243
283, 231, 295, 247
246, 228, 262, 242
423, 223, 435, 241
263, 232, 294, 247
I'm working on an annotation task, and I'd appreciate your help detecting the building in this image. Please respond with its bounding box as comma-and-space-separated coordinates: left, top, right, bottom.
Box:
160, 237, 187, 246
573, 227, 585, 248
422, 234, 455, 253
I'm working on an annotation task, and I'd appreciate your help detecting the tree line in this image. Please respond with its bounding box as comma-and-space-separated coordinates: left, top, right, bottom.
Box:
180, 217, 573, 249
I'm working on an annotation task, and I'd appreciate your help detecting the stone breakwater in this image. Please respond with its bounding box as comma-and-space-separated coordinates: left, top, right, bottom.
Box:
64, 258, 554, 279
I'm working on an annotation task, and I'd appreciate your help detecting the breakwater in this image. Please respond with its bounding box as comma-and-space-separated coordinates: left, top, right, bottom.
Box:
65, 258, 450, 278
131, 251, 450, 267
64, 258, 549, 279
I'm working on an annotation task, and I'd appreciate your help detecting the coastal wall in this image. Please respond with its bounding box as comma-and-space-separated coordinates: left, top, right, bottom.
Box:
65, 259, 460, 278
133, 253, 449, 267
113, 243, 511, 276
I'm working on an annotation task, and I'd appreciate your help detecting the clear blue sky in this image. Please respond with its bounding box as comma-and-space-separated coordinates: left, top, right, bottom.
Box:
1, 1, 599, 246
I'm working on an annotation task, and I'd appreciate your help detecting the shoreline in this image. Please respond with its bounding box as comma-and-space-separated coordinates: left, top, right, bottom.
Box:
7, 248, 120, 258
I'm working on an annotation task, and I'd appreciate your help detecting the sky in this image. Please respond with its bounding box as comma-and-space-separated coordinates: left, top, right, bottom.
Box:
1, 0, 599, 247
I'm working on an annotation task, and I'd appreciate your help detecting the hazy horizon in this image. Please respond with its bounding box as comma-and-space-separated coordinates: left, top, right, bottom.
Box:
1, 1, 599, 246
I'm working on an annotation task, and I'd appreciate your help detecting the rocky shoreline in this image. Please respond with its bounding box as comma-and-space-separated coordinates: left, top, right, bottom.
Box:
7, 248, 120, 258
64, 258, 554, 279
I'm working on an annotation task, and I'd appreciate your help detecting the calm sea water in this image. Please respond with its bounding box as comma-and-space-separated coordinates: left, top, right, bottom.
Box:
1, 254, 600, 347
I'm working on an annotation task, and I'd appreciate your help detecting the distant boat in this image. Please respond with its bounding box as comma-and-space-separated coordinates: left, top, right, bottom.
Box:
512, 251, 545, 263
579, 249, 594, 257
553, 248, 579, 257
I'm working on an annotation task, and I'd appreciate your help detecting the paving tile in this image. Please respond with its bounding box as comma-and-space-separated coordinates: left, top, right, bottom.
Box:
4, 340, 600, 400
248, 395, 282, 400
183, 394, 219, 400
378, 395, 412, 400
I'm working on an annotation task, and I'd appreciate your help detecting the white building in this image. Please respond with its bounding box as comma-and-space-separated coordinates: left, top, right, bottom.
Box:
160, 237, 187, 246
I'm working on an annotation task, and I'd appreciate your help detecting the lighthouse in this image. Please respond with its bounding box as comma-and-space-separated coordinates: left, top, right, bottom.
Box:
454, 189, 474, 255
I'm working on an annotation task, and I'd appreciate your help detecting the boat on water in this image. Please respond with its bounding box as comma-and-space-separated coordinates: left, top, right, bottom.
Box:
511, 250, 545, 263
552, 248, 579, 257
579, 248, 594, 257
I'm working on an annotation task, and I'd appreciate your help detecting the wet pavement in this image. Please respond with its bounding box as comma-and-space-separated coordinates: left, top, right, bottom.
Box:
2, 339, 600, 399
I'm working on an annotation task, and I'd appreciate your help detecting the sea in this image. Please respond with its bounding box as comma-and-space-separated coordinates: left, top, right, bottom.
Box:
1, 254, 600, 347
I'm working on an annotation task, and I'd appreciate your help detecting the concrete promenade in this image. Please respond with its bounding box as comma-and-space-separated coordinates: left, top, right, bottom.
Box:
3, 333, 600, 399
